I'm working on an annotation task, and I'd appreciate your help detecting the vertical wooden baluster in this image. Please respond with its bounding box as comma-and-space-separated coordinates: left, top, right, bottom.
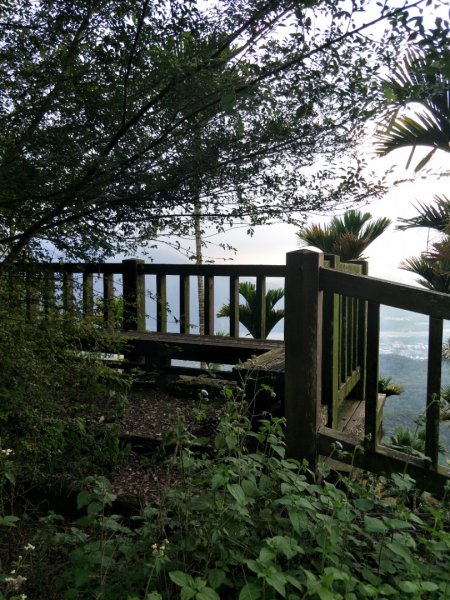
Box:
341, 296, 349, 383
255, 275, 266, 339
122, 259, 146, 331
349, 296, 356, 373
103, 273, 114, 327
25, 267, 38, 323
285, 249, 323, 469
180, 274, 190, 334
204, 275, 214, 335
43, 270, 55, 320
354, 261, 369, 400
426, 317, 443, 469
365, 302, 380, 452
156, 274, 167, 333
63, 271, 74, 317
229, 275, 240, 337
83, 272, 94, 317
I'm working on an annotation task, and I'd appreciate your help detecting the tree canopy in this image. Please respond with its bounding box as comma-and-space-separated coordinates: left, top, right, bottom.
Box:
0, 0, 446, 269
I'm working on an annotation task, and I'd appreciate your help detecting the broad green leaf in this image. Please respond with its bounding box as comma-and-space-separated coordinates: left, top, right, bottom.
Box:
266, 535, 304, 559
239, 582, 262, 600
207, 569, 226, 590
5, 470, 15, 484
76, 490, 91, 509
353, 498, 374, 511
0, 515, 19, 527
398, 580, 419, 594
420, 581, 439, 592
265, 571, 287, 597
196, 588, 220, 600
363, 516, 388, 533
386, 541, 412, 565
74, 568, 90, 587
170, 571, 195, 588
227, 483, 246, 504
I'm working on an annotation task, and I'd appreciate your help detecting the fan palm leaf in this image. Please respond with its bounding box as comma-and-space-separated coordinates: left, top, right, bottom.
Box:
397, 196, 450, 232
297, 209, 391, 260
376, 49, 450, 169
400, 256, 450, 293
217, 281, 284, 338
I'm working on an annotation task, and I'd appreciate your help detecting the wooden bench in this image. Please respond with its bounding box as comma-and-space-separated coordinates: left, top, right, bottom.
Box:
121, 331, 284, 373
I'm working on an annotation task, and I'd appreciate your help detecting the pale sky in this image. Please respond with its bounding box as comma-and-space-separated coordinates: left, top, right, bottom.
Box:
145, 148, 449, 288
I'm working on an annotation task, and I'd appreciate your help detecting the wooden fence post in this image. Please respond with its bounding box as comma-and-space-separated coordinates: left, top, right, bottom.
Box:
122, 259, 146, 331
285, 249, 323, 469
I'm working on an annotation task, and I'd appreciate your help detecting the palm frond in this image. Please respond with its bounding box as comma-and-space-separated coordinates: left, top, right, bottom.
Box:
298, 210, 390, 260
400, 256, 450, 293
296, 224, 337, 254
216, 281, 285, 338
375, 48, 450, 168
397, 196, 450, 232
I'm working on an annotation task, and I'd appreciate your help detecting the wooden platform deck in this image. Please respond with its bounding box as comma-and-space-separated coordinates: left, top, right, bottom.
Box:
121, 331, 284, 366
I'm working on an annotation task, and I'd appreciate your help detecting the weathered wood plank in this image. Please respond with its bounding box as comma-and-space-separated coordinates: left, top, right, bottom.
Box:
83, 272, 94, 316
320, 267, 450, 319
103, 274, 114, 326
229, 275, 240, 337
426, 317, 442, 469
122, 331, 283, 365
62, 272, 74, 314
255, 275, 266, 339
156, 274, 167, 333
122, 259, 146, 331
204, 276, 215, 335
43, 271, 56, 319
365, 302, 380, 452
235, 347, 285, 373
179, 275, 190, 334
143, 264, 287, 277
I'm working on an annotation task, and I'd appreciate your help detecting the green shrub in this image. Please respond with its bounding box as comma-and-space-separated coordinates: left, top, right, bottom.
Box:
10, 399, 448, 600
0, 275, 130, 480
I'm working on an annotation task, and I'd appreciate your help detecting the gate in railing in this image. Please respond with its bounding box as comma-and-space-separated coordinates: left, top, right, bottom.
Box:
285, 250, 450, 495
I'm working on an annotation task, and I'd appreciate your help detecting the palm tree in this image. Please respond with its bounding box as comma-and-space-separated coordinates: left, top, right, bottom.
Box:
296, 209, 391, 261
375, 49, 450, 171
397, 196, 450, 292
217, 281, 284, 339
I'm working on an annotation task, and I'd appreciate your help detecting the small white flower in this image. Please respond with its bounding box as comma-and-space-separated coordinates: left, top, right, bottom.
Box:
1, 448, 13, 456
200, 389, 209, 398
335, 441, 344, 450
24, 543, 35, 551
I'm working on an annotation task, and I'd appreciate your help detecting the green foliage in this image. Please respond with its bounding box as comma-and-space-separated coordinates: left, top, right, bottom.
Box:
378, 377, 404, 397
376, 48, 450, 170
296, 210, 391, 261
217, 281, 284, 338
2, 397, 449, 599
397, 196, 450, 293
0, 276, 130, 480
389, 427, 427, 456
0, 0, 442, 266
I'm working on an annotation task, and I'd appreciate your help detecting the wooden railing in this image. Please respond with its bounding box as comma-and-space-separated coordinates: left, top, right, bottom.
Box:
285, 249, 450, 494
5, 250, 448, 491
5, 253, 366, 409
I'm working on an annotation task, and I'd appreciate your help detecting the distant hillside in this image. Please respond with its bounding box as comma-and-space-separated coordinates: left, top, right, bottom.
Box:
379, 354, 450, 458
